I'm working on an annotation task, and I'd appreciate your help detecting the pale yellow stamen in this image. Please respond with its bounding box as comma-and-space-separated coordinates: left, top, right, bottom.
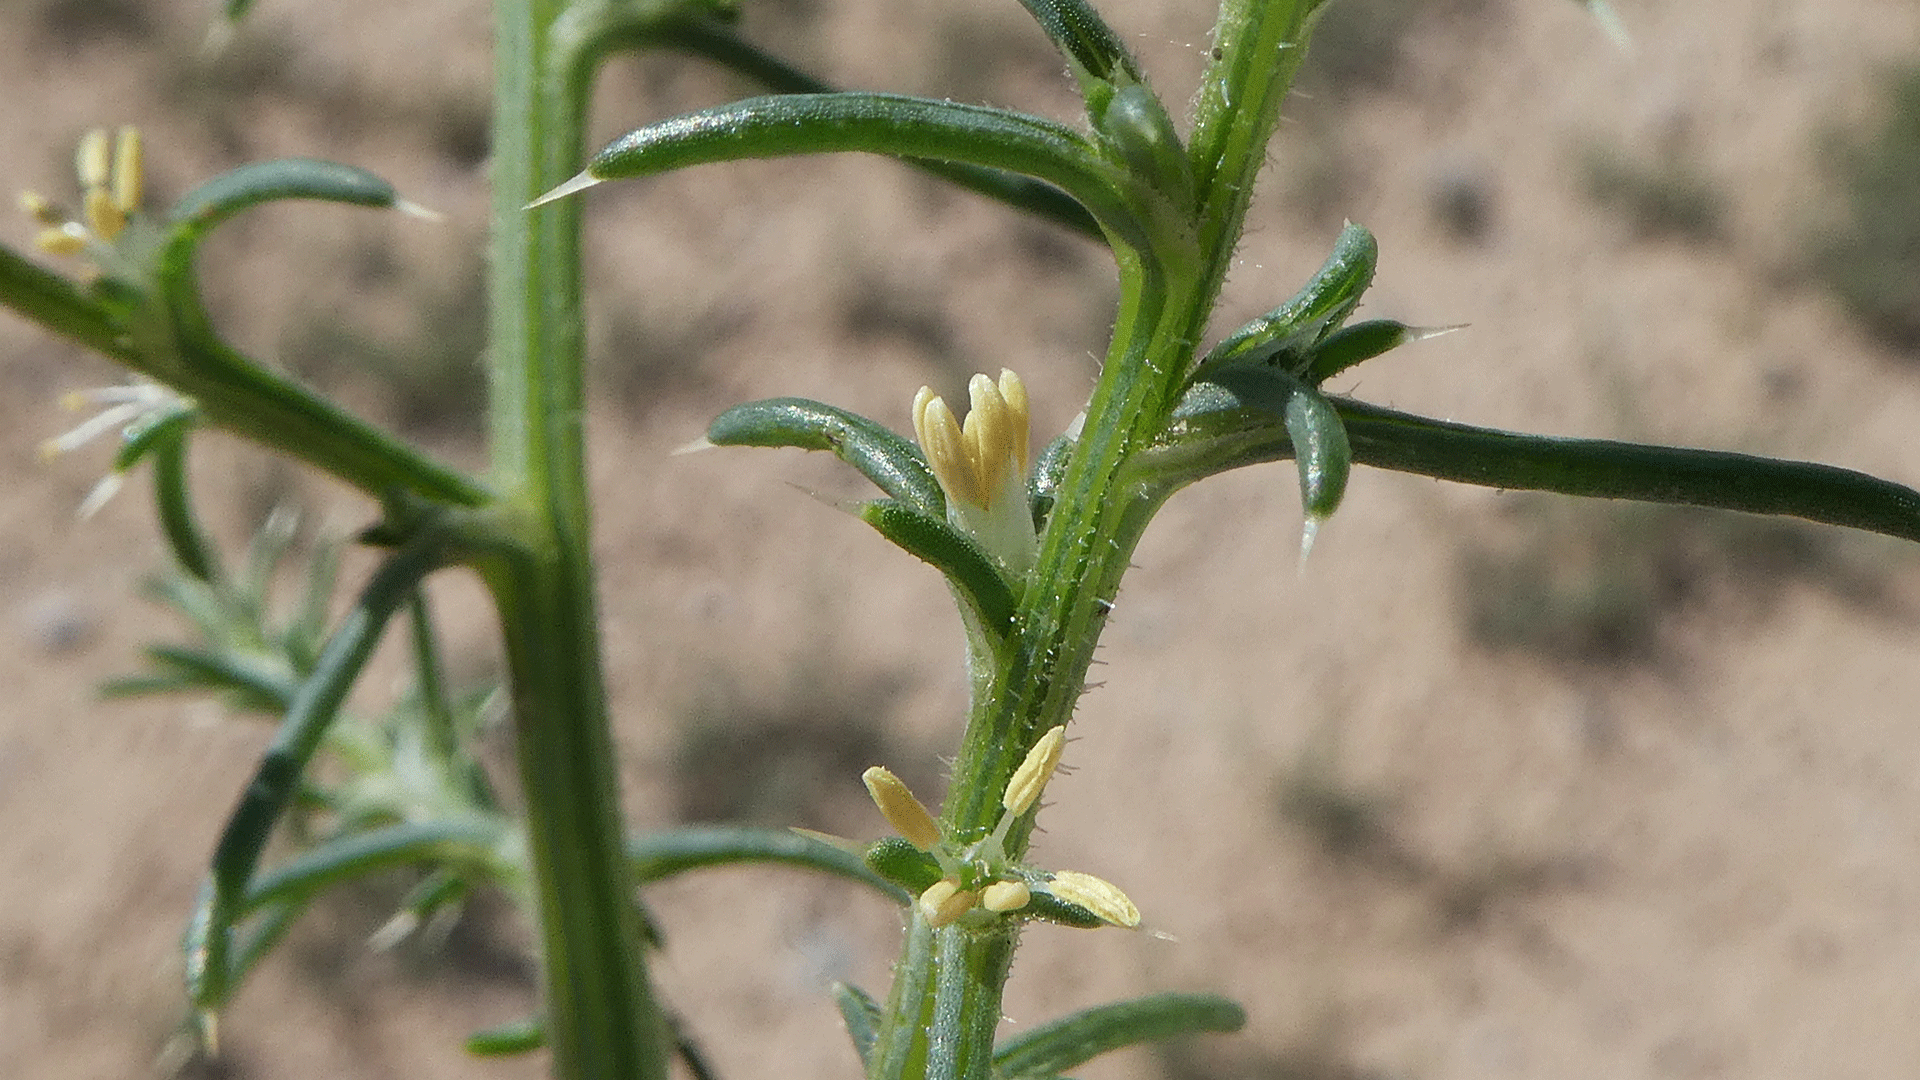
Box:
862, 766, 943, 851
76, 128, 111, 190
1043, 870, 1139, 928
112, 126, 143, 215
34, 223, 88, 256
1001, 725, 1066, 817
980, 879, 1032, 913
912, 389, 977, 506
918, 880, 977, 928
912, 369, 1031, 512
19, 191, 61, 225
84, 186, 124, 241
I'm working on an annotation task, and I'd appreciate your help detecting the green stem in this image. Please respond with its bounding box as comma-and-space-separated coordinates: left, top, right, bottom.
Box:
484, 0, 666, 1077
0, 244, 491, 509
872, 6, 1321, 1075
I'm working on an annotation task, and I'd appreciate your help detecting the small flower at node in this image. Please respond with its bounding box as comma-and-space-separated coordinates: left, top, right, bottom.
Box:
1002, 725, 1066, 817
41, 379, 192, 518
911, 369, 1039, 577
918, 879, 977, 929
980, 879, 1032, 913
1041, 870, 1140, 928
862, 766, 943, 851
21, 125, 148, 259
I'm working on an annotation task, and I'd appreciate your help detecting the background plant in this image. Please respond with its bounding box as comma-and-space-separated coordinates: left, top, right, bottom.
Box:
3, 2, 1920, 1076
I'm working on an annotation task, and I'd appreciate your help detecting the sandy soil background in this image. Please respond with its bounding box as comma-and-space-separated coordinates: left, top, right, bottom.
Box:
6, 0, 1920, 1077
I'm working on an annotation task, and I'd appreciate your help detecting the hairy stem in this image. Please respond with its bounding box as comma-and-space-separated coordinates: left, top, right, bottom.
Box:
484, 0, 666, 1076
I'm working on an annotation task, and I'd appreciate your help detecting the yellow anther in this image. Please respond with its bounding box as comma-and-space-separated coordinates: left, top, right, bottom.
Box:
918, 880, 977, 928
34, 223, 88, 256
84, 186, 125, 241
1043, 870, 1139, 928
913, 388, 977, 506
76, 128, 112, 190
112, 126, 143, 215
1001, 725, 1066, 817
980, 879, 1032, 913
19, 190, 62, 225
912, 369, 1031, 512
910, 369, 1039, 577
862, 766, 943, 851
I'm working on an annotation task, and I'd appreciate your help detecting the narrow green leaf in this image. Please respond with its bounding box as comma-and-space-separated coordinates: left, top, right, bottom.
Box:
148, 427, 224, 585
707, 397, 945, 515
833, 981, 885, 1068
166, 159, 400, 241
283, 535, 343, 675
1194, 222, 1377, 379
1301, 321, 1460, 386
240, 818, 506, 913
993, 993, 1246, 1079
656, 19, 1105, 241
1012, 0, 1139, 85
859, 499, 1019, 635
627, 825, 911, 904
1282, 383, 1351, 525
1299, 319, 1412, 384
141, 644, 296, 711
1337, 400, 1920, 543
547, 93, 1146, 247
1145, 390, 1920, 547
188, 528, 451, 1013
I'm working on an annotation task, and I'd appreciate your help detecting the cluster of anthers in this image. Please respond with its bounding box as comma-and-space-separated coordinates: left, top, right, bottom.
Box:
911, 368, 1039, 579
23, 126, 192, 517
21, 126, 144, 260
863, 726, 1139, 930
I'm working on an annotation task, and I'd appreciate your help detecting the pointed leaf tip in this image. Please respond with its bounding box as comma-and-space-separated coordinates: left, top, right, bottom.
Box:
671, 435, 717, 456
527, 170, 600, 210
394, 199, 444, 222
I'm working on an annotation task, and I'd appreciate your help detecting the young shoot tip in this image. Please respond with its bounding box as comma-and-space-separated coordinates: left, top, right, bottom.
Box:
526, 170, 600, 210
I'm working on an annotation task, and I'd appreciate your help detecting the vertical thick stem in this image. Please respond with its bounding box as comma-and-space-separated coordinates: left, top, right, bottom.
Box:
486, 1, 666, 1077
870, 918, 1017, 1080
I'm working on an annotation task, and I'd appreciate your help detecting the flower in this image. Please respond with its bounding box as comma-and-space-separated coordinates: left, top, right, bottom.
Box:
22, 127, 144, 258
857, 725, 1138, 931
41, 379, 193, 518
912, 369, 1039, 577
